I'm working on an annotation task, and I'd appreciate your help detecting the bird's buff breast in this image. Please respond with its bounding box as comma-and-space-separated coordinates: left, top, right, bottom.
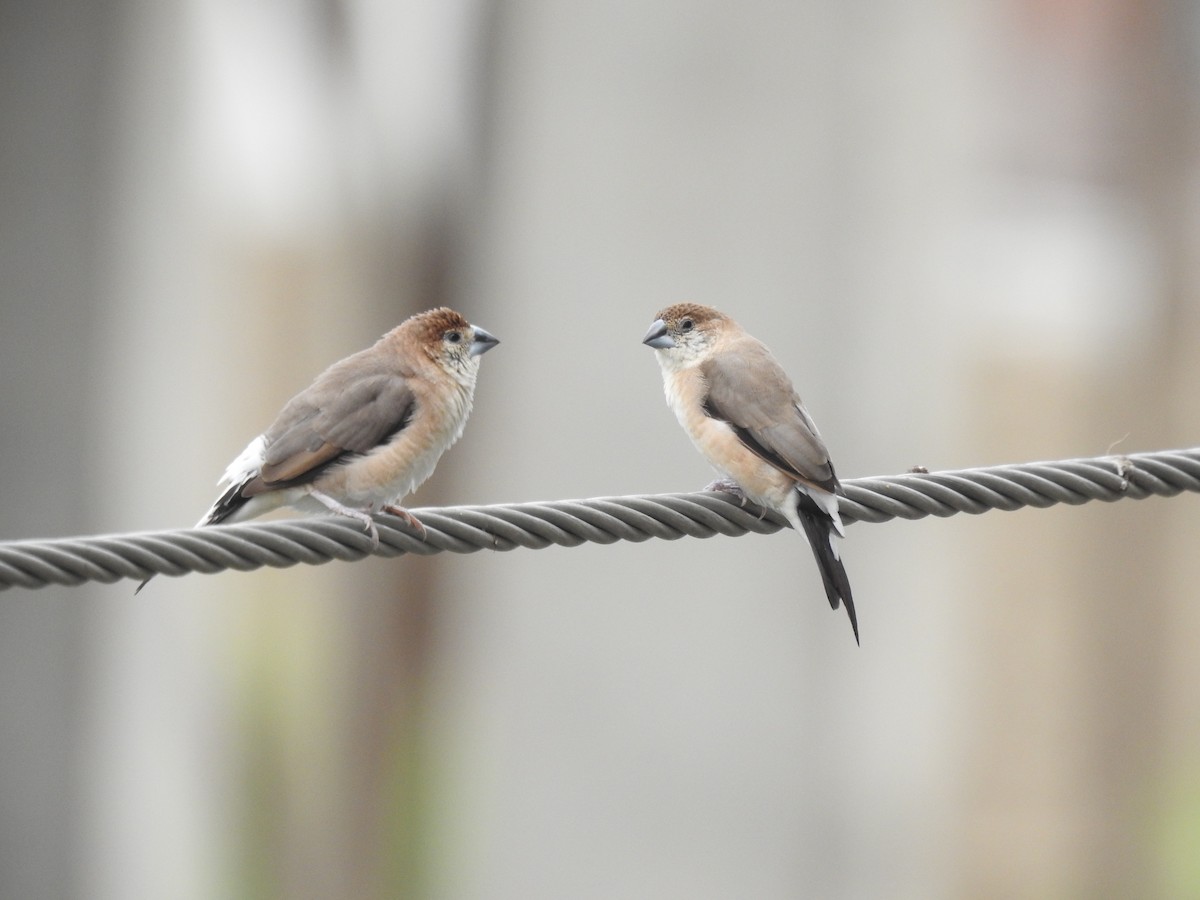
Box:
316, 383, 474, 509
662, 365, 794, 506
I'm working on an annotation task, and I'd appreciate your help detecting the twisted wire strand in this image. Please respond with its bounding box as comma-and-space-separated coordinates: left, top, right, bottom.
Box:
1, 447, 1196, 591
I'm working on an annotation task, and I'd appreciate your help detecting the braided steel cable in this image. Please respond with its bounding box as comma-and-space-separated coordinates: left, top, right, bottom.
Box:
1, 447, 1197, 591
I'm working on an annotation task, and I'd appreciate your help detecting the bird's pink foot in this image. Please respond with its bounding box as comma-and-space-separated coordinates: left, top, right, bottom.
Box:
347, 510, 380, 548
382, 504, 428, 540
705, 478, 749, 506
308, 489, 381, 548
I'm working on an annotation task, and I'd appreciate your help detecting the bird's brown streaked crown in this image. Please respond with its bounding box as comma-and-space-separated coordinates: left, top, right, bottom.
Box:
405, 307, 472, 347
653, 303, 729, 332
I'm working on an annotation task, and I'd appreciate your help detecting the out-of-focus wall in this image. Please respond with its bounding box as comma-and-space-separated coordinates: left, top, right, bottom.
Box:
437, 4, 972, 897
0, 2, 110, 896
2, 1, 1200, 898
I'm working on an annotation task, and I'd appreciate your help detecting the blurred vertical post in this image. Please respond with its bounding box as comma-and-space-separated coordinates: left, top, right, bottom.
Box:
82, 1, 480, 898
957, 2, 1200, 895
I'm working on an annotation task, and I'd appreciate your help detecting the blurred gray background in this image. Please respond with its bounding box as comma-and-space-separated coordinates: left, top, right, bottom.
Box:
4, 0, 1200, 897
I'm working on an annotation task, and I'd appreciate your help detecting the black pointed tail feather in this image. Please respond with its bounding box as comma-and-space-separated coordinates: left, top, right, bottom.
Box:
796, 502, 858, 645
202, 477, 256, 527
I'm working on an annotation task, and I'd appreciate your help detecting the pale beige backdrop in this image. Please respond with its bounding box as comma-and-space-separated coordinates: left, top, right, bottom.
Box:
2, 1, 1199, 898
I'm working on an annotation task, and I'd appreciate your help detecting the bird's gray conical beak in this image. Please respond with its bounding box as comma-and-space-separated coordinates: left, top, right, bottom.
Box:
470, 326, 500, 357
642, 318, 674, 349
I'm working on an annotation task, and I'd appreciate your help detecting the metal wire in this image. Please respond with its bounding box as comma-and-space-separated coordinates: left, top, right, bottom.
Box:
1, 447, 1196, 591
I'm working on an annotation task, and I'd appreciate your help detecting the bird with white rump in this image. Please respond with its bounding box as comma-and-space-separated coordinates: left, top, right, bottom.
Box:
138, 307, 498, 591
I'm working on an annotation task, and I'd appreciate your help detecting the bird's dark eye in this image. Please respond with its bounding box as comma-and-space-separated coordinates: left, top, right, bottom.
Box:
446, 331, 462, 344
680, 318, 694, 333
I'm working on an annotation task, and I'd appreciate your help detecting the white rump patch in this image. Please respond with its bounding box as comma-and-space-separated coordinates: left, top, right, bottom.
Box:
218, 434, 266, 489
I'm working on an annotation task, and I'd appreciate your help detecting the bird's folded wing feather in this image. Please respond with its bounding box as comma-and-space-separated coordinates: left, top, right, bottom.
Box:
254, 369, 417, 489
700, 340, 838, 491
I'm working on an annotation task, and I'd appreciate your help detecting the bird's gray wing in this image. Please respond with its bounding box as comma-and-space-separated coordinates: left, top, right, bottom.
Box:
700, 338, 838, 491
252, 358, 417, 490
